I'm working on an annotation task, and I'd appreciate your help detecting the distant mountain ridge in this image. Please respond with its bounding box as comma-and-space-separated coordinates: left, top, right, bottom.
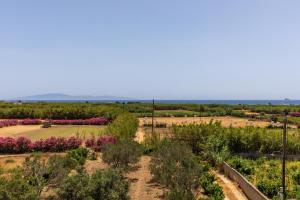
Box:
10, 93, 133, 101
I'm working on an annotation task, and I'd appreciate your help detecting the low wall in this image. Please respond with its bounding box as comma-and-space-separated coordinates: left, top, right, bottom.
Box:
222, 162, 269, 200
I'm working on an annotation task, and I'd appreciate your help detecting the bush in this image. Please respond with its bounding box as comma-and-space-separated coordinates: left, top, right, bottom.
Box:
102, 139, 142, 170
51, 118, 108, 125
57, 171, 92, 200
0, 137, 17, 153
0, 172, 39, 200
256, 179, 280, 198
227, 157, 254, 176
21, 119, 42, 125
16, 137, 32, 153
89, 169, 130, 200
200, 172, 224, 200
42, 121, 52, 128
85, 135, 117, 152
165, 187, 195, 200
57, 169, 130, 200
66, 147, 89, 166
106, 113, 138, 139
150, 141, 202, 192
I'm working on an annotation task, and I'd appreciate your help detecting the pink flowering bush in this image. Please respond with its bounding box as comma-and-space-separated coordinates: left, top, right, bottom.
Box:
51, 118, 109, 125
20, 119, 42, 125
86, 135, 116, 151
0, 120, 18, 128
0, 136, 82, 154
0, 137, 17, 153
33, 137, 82, 152
290, 112, 300, 117
0, 118, 108, 128
16, 137, 32, 153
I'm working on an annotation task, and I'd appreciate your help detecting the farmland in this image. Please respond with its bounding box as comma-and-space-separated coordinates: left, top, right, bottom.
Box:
1, 102, 300, 199
0, 125, 106, 140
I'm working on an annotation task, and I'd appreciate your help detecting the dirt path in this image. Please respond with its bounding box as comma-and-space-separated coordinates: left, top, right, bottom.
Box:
134, 127, 146, 143
214, 172, 248, 200
126, 128, 164, 200
127, 156, 164, 200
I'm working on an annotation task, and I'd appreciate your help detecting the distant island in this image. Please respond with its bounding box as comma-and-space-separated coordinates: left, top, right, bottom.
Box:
8, 93, 133, 101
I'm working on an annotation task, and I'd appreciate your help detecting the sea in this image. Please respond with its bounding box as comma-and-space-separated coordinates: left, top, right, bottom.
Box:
8, 100, 300, 105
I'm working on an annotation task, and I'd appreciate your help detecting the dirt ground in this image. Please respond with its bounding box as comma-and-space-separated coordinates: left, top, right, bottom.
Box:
214, 171, 248, 200
139, 116, 269, 128
126, 156, 165, 200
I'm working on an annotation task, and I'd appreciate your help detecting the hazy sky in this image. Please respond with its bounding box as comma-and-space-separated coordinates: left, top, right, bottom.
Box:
1, 0, 300, 100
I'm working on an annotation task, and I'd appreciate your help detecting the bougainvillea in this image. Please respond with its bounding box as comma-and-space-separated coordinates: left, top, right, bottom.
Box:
0, 137, 17, 153
51, 118, 109, 125
86, 135, 116, 151
0, 118, 109, 128
15, 137, 32, 153
290, 112, 300, 117
0, 136, 82, 154
20, 119, 42, 125
0, 120, 18, 128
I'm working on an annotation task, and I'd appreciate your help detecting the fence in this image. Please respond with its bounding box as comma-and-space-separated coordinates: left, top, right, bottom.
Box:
222, 162, 269, 200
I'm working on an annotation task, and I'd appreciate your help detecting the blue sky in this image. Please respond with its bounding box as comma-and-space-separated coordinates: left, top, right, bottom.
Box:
1, 0, 300, 100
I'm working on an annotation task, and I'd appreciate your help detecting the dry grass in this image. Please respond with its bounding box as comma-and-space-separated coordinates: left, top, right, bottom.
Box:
0, 125, 106, 141
139, 116, 269, 128
0, 153, 66, 171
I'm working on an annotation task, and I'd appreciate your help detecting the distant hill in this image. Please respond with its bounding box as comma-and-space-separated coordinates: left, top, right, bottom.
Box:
10, 93, 133, 101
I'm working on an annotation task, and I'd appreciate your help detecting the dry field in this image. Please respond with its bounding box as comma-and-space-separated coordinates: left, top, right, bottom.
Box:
0, 125, 106, 141
139, 116, 270, 128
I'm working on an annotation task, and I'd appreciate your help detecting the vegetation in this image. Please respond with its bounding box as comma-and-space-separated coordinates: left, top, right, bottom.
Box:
106, 113, 139, 139
102, 139, 143, 170
0, 102, 122, 120
149, 141, 224, 199
226, 157, 300, 199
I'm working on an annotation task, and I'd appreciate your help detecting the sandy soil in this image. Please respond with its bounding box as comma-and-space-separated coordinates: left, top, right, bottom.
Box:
126, 156, 165, 200
84, 155, 108, 174
139, 116, 269, 128
134, 127, 146, 143
214, 172, 248, 200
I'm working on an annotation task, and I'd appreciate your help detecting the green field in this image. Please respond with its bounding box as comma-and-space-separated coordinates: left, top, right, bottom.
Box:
0, 125, 106, 141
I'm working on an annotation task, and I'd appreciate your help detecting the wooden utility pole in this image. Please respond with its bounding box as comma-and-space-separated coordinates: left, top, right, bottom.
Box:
282, 110, 288, 200
152, 99, 155, 134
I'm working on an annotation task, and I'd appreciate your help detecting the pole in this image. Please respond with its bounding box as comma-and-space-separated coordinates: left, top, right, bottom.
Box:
282, 110, 288, 200
152, 99, 155, 134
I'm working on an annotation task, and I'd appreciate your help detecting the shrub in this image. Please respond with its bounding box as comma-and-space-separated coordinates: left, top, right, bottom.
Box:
57, 169, 130, 200
85, 135, 116, 152
292, 169, 300, 185
0, 119, 18, 128
57, 171, 92, 200
51, 118, 108, 125
150, 141, 202, 192
0, 137, 17, 153
165, 187, 195, 200
21, 119, 42, 125
256, 179, 280, 198
42, 121, 52, 128
102, 139, 142, 170
106, 113, 138, 139
66, 147, 89, 166
16, 137, 32, 153
227, 157, 254, 176
89, 169, 130, 200
200, 172, 224, 200
0, 172, 39, 200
